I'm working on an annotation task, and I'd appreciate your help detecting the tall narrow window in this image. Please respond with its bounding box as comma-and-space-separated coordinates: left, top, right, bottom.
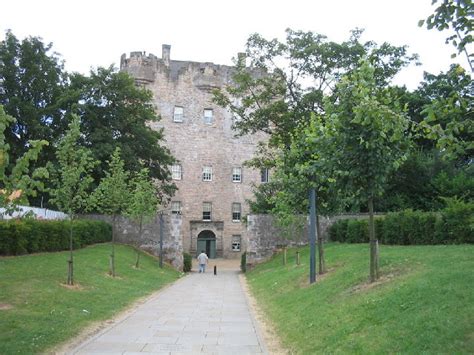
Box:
203, 202, 212, 221
202, 166, 212, 181
203, 109, 213, 124
173, 106, 184, 122
171, 165, 182, 180
232, 202, 241, 222
261, 168, 269, 183
171, 201, 182, 214
232, 235, 241, 251
232, 167, 242, 182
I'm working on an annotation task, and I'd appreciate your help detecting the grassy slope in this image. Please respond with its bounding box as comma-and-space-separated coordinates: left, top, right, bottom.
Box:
246, 243, 474, 354
0, 243, 181, 354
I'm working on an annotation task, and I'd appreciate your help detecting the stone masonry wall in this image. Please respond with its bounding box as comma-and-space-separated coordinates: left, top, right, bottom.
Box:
82, 214, 183, 270
246, 213, 384, 266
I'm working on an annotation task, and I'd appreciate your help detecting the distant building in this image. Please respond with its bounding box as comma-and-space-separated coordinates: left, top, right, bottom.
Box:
120, 46, 267, 258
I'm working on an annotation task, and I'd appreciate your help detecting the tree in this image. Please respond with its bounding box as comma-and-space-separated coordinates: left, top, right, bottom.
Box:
214, 28, 417, 216
0, 30, 67, 176
90, 147, 130, 277
418, 64, 473, 163
319, 60, 410, 282
419, 0, 473, 71
0, 105, 49, 217
125, 167, 159, 268
64, 66, 176, 200
214, 28, 417, 147
49, 115, 97, 285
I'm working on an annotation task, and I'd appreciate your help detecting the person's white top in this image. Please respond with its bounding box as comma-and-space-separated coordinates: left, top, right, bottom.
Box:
197, 252, 208, 265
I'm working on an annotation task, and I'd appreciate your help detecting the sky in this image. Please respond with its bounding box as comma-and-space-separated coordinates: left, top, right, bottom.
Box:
0, 0, 470, 90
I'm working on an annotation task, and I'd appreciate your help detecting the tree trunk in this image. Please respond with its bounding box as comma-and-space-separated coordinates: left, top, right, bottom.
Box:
368, 197, 379, 282
67, 215, 74, 285
316, 213, 325, 274
136, 216, 143, 269
110, 214, 116, 277
296, 251, 300, 266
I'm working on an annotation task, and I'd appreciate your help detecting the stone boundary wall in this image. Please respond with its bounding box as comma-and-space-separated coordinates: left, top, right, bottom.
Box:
246, 213, 384, 266
81, 214, 183, 270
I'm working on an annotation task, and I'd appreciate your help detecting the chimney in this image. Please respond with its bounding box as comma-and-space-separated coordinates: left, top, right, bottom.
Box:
162, 44, 171, 66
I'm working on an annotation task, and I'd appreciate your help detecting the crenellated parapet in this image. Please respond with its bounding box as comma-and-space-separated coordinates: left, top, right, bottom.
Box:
120, 45, 236, 91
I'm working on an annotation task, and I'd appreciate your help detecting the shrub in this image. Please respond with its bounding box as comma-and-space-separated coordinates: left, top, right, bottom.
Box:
438, 198, 474, 244
183, 253, 192, 272
0, 219, 112, 255
241, 252, 247, 273
346, 219, 368, 243
329, 219, 349, 242
328, 202, 473, 246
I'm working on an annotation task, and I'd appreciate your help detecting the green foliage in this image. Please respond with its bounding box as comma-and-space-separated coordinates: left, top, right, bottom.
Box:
246, 243, 474, 353
418, 65, 473, 163
49, 115, 97, 215
241, 251, 247, 273
321, 60, 410, 204
0, 104, 49, 215
90, 147, 130, 216
0, 243, 180, 354
328, 219, 349, 242
328, 203, 473, 245
215, 29, 416, 217
214, 28, 417, 146
419, 0, 473, 70
183, 252, 192, 272
436, 197, 474, 244
65, 67, 176, 199
0, 30, 67, 171
126, 167, 159, 227
0, 219, 111, 255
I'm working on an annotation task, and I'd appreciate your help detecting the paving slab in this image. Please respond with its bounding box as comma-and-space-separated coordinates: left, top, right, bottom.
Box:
69, 262, 267, 354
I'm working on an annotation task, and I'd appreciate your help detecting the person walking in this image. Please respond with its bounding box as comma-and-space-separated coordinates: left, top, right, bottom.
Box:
197, 250, 209, 273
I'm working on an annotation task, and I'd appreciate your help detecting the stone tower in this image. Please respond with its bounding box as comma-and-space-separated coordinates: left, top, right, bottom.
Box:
120, 45, 267, 259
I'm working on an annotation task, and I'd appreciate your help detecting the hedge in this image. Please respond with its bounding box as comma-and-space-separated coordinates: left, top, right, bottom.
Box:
183, 253, 192, 272
328, 200, 473, 245
0, 219, 112, 255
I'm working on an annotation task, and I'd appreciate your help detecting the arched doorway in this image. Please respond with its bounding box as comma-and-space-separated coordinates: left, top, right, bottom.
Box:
197, 230, 216, 258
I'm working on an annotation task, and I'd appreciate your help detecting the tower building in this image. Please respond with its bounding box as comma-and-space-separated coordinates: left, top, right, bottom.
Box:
120, 45, 267, 259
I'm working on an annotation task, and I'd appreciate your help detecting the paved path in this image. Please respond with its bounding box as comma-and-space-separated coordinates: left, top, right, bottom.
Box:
70, 261, 267, 354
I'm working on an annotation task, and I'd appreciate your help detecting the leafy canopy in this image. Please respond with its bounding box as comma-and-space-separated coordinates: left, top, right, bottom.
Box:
49, 114, 97, 216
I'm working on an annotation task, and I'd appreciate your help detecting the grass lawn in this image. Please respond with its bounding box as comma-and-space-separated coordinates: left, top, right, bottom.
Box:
246, 243, 474, 354
0, 243, 181, 354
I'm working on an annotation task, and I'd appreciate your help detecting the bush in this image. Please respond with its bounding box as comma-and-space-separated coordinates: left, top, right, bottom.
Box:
241, 252, 247, 273
183, 253, 192, 272
328, 202, 474, 245
329, 219, 349, 242
346, 219, 369, 243
437, 198, 474, 244
0, 219, 112, 255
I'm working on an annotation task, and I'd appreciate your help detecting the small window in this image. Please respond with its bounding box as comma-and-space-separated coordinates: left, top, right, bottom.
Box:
202, 166, 212, 181
173, 106, 184, 122
171, 165, 182, 180
171, 201, 182, 214
232, 167, 242, 183
232, 235, 241, 251
232, 202, 241, 222
203, 202, 212, 221
261, 168, 269, 183
204, 109, 213, 124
